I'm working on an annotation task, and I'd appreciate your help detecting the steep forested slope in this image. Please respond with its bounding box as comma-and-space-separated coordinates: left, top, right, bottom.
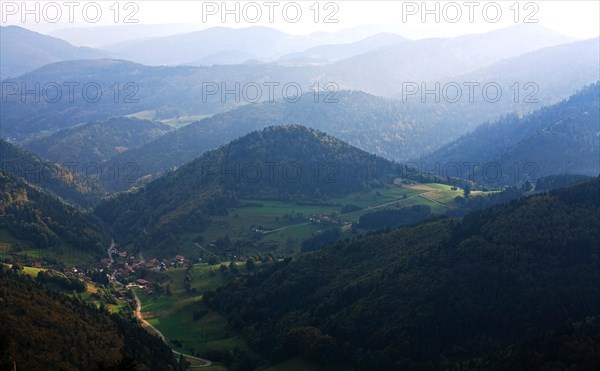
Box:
1, 140, 104, 207
0, 172, 110, 258
419, 83, 600, 186
205, 178, 600, 369
0, 267, 176, 370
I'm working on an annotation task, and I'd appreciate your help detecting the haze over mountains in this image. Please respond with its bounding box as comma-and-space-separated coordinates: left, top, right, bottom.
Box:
0, 25, 108, 79
328, 24, 576, 95
105, 26, 329, 65
1, 17, 600, 370
278, 32, 408, 65
1, 24, 582, 78
2, 24, 596, 148
418, 83, 600, 186
49, 23, 401, 49
2, 23, 598, 195
65, 24, 575, 69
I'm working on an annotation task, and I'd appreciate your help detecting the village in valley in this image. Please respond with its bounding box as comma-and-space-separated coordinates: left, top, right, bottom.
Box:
101, 246, 199, 292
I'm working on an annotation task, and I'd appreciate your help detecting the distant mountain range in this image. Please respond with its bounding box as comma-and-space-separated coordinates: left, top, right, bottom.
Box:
2, 26, 595, 146
104, 26, 320, 65
99, 24, 573, 71
2, 24, 597, 192
442, 37, 600, 107
278, 33, 408, 65
0, 59, 322, 140
0, 26, 108, 79
328, 24, 576, 96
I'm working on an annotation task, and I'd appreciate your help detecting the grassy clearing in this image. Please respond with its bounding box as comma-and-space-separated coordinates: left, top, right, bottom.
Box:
136, 263, 253, 357
22, 266, 45, 277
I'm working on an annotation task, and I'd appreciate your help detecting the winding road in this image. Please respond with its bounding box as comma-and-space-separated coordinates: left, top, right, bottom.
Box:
132, 291, 212, 368
106, 239, 119, 283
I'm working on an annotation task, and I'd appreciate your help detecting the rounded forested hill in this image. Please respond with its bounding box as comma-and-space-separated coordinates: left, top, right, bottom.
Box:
95, 125, 425, 253
178, 124, 402, 198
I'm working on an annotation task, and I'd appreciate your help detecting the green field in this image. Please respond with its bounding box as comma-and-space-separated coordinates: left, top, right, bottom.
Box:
192, 181, 480, 257
140, 181, 492, 259
22, 266, 45, 277
135, 263, 253, 359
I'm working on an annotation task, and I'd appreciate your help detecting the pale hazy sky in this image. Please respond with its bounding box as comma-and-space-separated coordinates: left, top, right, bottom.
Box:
2, 0, 599, 40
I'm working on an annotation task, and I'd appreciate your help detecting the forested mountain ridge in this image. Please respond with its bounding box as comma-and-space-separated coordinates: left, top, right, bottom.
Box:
1, 140, 104, 207
104, 87, 526, 192
0, 172, 110, 259
204, 177, 600, 369
0, 59, 320, 141
418, 82, 600, 186
0, 25, 108, 79
23, 117, 173, 165
104, 80, 599, 193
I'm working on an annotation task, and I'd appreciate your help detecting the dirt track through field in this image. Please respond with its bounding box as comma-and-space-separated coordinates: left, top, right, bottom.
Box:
132, 291, 212, 368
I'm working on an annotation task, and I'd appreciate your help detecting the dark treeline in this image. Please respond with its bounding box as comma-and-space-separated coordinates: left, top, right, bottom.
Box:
535, 173, 594, 192
301, 228, 342, 253
357, 204, 432, 230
